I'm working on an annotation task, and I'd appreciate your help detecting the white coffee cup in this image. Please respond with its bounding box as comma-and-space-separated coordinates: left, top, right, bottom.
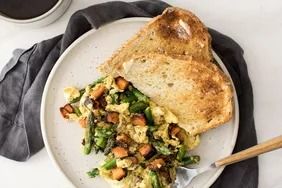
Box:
0, 0, 72, 27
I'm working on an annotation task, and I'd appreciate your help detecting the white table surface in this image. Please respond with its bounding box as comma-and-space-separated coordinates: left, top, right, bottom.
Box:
0, 0, 281, 187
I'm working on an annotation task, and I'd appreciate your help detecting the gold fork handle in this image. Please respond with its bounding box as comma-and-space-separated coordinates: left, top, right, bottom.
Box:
214, 135, 282, 167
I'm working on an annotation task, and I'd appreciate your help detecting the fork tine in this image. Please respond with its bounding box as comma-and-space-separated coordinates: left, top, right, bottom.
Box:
174, 164, 215, 187
173, 167, 198, 188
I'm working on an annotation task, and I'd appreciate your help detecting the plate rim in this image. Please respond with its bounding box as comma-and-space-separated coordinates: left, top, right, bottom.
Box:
40, 17, 239, 188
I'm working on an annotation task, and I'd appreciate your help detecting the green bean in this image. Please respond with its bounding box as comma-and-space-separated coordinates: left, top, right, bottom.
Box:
177, 145, 187, 161
149, 171, 162, 188
87, 168, 99, 178
102, 159, 117, 170
129, 101, 148, 113
181, 155, 200, 166
144, 107, 154, 125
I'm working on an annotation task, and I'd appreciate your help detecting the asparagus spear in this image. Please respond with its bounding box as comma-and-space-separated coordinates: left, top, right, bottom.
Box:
177, 145, 187, 161
102, 159, 117, 170
149, 171, 162, 188
144, 107, 154, 126
181, 155, 200, 166
129, 101, 148, 113
89, 77, 105, 88
153, 141, 172, 156
73, 106, 82, 116
120, 91, 137, 104
94, 126, 116, 151
111, 93, 119, 104
70, 89, 85, 103
95, 137, 107, 149
83, 112, 95, 154
132, 88, 149, 102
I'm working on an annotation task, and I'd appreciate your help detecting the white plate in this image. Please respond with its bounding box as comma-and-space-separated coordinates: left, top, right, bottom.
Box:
41, 18, 239, 188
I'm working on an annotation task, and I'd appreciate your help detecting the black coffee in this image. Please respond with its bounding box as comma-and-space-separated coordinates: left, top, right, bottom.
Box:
0, 0, 59, 20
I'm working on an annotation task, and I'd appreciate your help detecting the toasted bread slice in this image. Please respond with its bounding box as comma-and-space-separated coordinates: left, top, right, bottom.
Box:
99, 7, 213, 76
115, 54, 233, 135
98, 7, 233, 135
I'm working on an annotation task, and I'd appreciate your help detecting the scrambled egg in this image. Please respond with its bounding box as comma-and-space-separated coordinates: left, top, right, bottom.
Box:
118, 123, 148, 144
79, 86, 92, 115
61, 76, 201, 188
99, 166, 112, 180
150, 101, 199, 150
104, 76, 124, 94
164, 108, 178, 124
121, 167, 153, 188
106, 102, 149, 144
63, 87, 80, 102
129, 125, 148, 144
150, 102, 165, 124
153, 124, 180, 147
116, 158, 133, 169
68, 113, 79, 121
185, 134, 200, 150
106, 103, 130, 114
105, 95, 113, 104
103, 76, 114, 90
150, 102, 178, 124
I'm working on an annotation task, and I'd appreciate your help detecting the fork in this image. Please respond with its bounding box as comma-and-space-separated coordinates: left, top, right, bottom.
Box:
174, 135, 282, 188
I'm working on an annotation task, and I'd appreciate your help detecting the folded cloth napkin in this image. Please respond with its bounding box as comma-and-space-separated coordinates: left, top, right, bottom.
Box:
0, 0, 258, 187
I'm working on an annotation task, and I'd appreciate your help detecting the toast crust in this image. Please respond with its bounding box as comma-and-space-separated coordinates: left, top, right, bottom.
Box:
99, 7, 213, 76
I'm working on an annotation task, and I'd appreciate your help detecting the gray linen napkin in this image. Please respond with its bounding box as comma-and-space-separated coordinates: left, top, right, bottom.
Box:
0, 1, 258, 187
